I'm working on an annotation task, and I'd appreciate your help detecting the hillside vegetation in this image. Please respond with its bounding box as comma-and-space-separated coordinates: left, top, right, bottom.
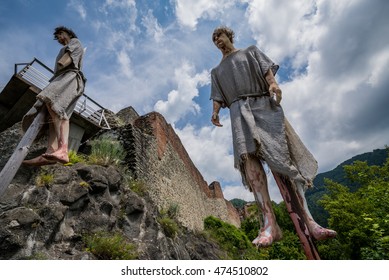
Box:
227, 148, 389, 259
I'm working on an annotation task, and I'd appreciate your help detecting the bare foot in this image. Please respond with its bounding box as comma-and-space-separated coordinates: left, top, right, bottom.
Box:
308, 221, 337, 241
252, 224, 283, 247
23, 155, 57, 166
42, 150, 69, 164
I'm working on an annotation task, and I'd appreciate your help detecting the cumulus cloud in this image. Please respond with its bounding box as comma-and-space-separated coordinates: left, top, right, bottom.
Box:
174, 0, 235, 29
175, 116, 238, 183
245, 0, 321, 69
222, 185, 254, 201
277, 0, 389, 171
154, 62, 209, 123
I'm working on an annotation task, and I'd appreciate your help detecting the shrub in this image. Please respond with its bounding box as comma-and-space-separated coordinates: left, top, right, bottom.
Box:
160, 203, 179, 220
240, 201, 306, 260
65, 150, 86, 165
204, 216, 267, 260
83, 231, 137, 260
158, 204, 180, 238
87, 135, 125, 166
241, 217, 260, 241
158, 216, 179, 238
122, 171, 147, 196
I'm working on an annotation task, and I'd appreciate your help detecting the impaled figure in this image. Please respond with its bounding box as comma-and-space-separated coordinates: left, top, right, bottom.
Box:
22, 26, 85, 166
210, 26, 336, 247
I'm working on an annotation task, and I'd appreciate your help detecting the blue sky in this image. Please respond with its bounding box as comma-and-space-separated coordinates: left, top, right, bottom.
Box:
1, 0, 388, 202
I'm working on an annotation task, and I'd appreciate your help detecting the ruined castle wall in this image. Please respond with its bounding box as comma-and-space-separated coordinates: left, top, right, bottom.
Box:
127, 112, 240, 231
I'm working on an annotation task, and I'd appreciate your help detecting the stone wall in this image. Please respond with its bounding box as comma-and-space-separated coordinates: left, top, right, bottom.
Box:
124, 112, 240, 231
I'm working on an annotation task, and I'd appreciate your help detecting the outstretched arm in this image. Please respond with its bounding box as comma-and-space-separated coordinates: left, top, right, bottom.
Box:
265, 69, 282, 105
211, 100, 223, 127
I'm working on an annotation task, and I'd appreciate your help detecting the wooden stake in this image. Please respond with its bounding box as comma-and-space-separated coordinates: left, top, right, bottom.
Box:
0, 108, 46, 196
272, 172, 321, 260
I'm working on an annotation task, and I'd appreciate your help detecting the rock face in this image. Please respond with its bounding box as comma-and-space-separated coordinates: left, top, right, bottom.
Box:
0, 108, 239, 260
0, 164, 223, 260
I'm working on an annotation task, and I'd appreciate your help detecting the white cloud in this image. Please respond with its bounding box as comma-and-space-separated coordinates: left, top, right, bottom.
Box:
141, 10, 164, 42
367, 49, 389, 87
68, 0, 87, 20
176, 115, 239, 183
117, 49, 133, 78
154, 62, 209, 123
245, 0, 321, 68
103, 0, 136, 9
174, 0, 236, 29
99, 0, 138, 32
222, 185, 254, 201
218, 173, 283, 203
277, 0, 389, 172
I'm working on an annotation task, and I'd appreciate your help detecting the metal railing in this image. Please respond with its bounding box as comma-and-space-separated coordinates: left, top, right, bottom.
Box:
14, 58, 110, 129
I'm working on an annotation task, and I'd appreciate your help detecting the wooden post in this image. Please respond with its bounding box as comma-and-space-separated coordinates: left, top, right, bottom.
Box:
272, 172, 321, 260
0, 108, 46, 196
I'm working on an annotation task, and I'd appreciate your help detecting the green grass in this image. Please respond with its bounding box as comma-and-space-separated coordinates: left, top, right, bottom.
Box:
158, 216, 180, 238
158, 204, 180, 238
121, 170, 147, 196
35, 170, 54, 187
83, 231, 137, 260
204, 216, 268, 260
87, 135, 125, 166
65, 150, 86, 166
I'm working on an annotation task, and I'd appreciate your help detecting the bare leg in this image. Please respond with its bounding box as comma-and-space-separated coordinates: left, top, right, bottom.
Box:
42, 106, 69, 164
46, 121, 59, 154
244, 156, 282, 247
295, 184, 337, 240
272, 172, 321, 259
22, 119, 58, 166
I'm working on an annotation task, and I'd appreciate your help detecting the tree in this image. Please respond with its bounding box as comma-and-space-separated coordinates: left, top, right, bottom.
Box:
318, 152, 389, 259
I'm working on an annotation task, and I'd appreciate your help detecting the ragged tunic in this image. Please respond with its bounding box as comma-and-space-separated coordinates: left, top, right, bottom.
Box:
210, 45, 317, 190
22, 38, 85, 132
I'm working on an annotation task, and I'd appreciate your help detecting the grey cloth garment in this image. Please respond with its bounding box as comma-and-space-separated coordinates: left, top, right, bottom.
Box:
210, 45, 317, 190
22, 38, 85, 132
211, 45, 278, 107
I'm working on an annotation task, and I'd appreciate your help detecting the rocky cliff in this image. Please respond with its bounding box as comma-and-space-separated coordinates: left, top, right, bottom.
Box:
0, 107, 240, 260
